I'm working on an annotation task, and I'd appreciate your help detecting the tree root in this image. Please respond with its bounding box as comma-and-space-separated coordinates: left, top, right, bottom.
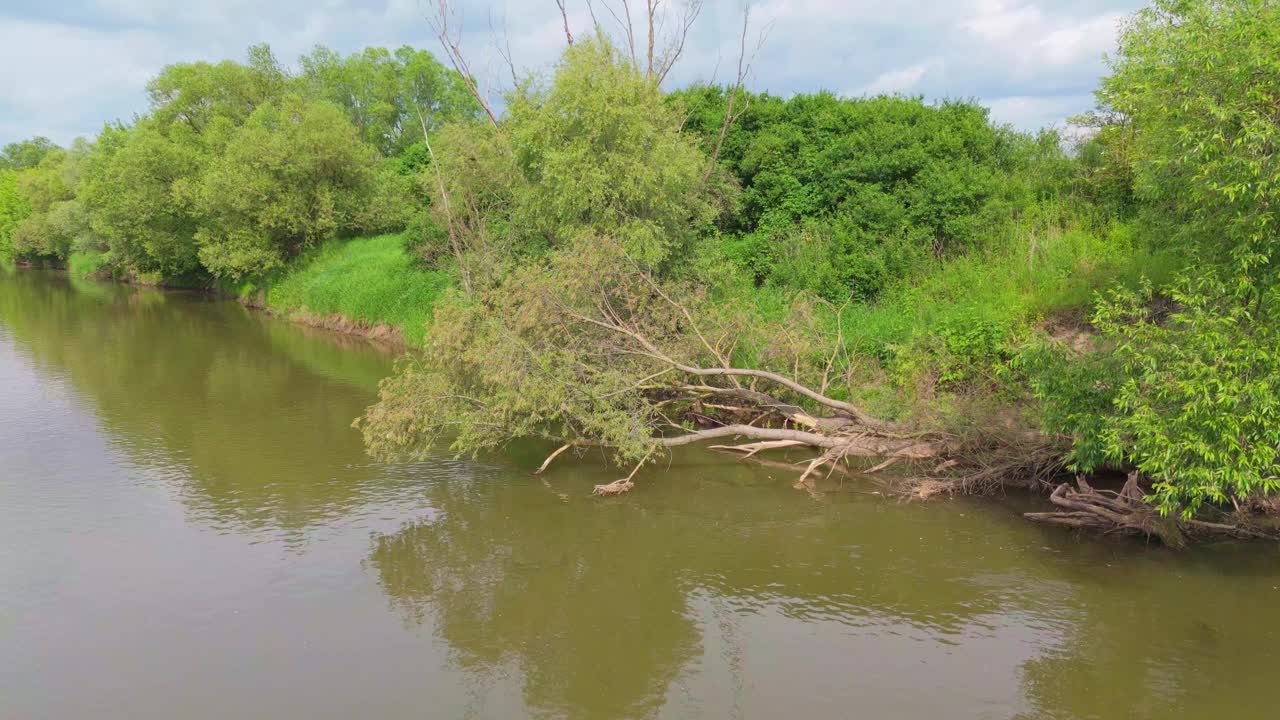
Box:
1024, 474, 1280, 547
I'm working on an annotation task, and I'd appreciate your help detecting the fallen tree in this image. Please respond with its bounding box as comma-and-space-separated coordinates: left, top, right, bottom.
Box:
357, 234, 985, 493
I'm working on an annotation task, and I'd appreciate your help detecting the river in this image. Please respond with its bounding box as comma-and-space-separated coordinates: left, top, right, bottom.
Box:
1, 268, 1277, 719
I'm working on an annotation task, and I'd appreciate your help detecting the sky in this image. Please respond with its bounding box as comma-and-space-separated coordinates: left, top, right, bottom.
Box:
0, 0, 1146, 147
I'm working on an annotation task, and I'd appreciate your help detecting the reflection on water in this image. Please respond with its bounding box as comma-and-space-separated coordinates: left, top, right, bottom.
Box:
2, 268, 1279, 719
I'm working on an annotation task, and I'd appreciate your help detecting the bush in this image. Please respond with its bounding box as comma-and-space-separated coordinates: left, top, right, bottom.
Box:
1031, 275, 1280, 516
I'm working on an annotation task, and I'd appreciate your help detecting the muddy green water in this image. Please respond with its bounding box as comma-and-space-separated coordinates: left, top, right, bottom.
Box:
2, 269, 1278, 719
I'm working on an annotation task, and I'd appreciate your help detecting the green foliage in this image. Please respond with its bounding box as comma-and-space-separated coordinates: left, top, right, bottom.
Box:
263, 233, 452, 346
503, 36, 719, 269
0, 169, 29, 260
194, 95, 383, 278
1, 136, 59, 171
1032, 275, 1280, 516
362, 40, 743, 460
53, 42, 457, 282
672, 88, 1046, 299
299, 45, 481, 156
67, 249, 111, 279
1021, 0, 1280, 515
1100, 0, 1280, 279
360, 238, 739, 462
408, 121, 518, 269
147, 43, 289, 134
8, 142, 92, 261
79, 122, 204, 278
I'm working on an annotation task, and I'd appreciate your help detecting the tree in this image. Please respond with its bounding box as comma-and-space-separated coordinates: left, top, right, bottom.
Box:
1099, 0, 1280, 279
670, 89, 1027, 300
0, 169, 29, 260
299, 45, 481, 157
0, 137, 59, 171
194, 95, 383, 278
8, 143, 91, 260
359, 37, 965, 495
503, 36, 719, 268
146, 44, 289, 136
79, 122, 204, 278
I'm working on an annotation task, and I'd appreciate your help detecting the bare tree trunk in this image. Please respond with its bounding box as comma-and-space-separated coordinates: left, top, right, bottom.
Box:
646, 0, 657, 76
416, 107, 472, 294
555, 0, 575, 45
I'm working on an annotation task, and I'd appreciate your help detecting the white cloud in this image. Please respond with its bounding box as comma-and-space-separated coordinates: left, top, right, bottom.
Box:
985, 93, 1093, 129
0, 20, 164, 106
959, 1, 1125, 74
1037, 12, 1123, 66
962, 1, 1043, 43
859, 59, 943, 95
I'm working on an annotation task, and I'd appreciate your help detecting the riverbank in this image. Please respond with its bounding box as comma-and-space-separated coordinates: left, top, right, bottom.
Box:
228, 233, 451, 349
49, 232, 450, 350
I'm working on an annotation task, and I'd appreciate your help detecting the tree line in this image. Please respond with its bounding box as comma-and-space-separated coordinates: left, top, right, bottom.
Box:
0, 43, 481, 281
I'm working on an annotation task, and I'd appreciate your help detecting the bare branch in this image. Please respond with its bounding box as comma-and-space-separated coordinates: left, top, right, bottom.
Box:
565, 297, 900, 432
702, 6, 769, 182
653, 0, 704, 85
535, 441, 579, 474
659, 425, 936, 459
593, 448, 652, 495
555, 0, 576, 45
618, 0, 639, 65
710, 439, 809, 457
429, 0, 499, 127
490, 11, 519, 89
646, 0, 658, 76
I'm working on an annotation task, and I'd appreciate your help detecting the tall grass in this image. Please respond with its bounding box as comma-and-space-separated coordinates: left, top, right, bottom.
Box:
262, 233, 452, 346
67, 250, 110, 279
838, 221, 1180, 360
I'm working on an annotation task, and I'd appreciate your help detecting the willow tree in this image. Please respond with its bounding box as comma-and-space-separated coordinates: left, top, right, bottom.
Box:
359, 37, 960, 494
194, 95, 385, 278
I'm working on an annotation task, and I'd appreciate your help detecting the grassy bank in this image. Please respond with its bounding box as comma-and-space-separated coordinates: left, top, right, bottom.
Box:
236, 233, 452, 347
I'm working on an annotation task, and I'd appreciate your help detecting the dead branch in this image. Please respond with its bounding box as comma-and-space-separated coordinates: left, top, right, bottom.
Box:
646, 0, 657, 74
568, 303, 899, 432
555, 0, 575, 45
652, 0, 703, 84
429, 0, 500, 127
659, 425, 939, 459
535, 441, 579, 474
1024, 479, 1280, 547
702, 6, 768, 183
710, 439, 809, 458
490, 12, 519, 88
614, 0, 639, 66
593, 450, 651, 495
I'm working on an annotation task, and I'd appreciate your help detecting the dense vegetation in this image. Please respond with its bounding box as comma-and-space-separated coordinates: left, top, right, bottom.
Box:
3, 0, 1277, 543
0, 43, 479, 284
